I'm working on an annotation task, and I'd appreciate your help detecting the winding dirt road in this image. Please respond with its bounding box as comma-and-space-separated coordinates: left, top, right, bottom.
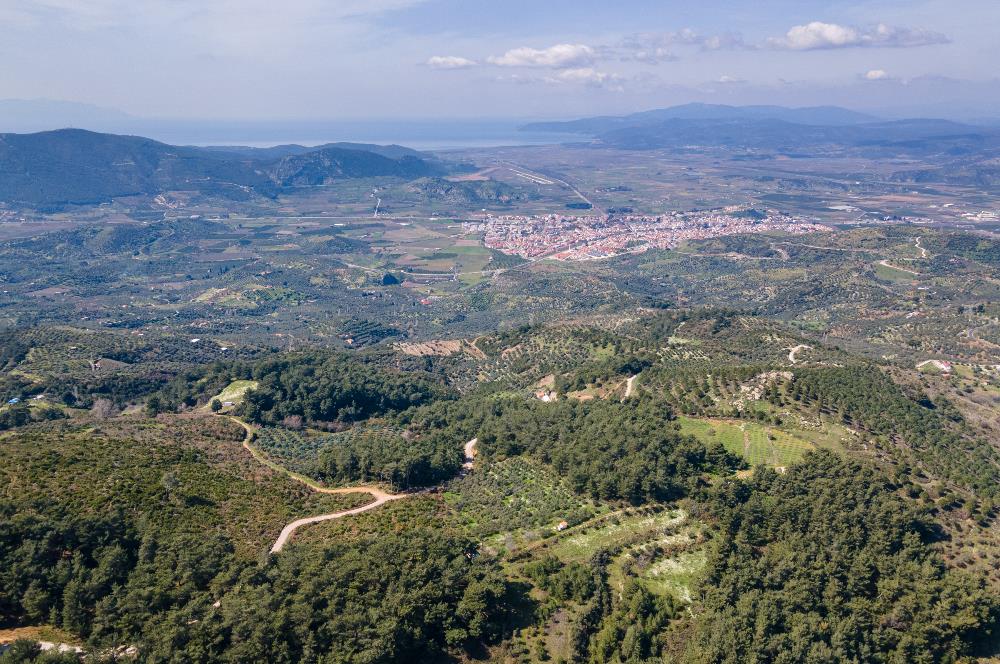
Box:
271, 492, 407, 553
228, 417, 480, 552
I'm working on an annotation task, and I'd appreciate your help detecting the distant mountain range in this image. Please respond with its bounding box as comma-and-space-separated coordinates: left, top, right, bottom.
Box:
520, 104, 881, 135
0, 129, 457, 209
520, 104, 1000, 155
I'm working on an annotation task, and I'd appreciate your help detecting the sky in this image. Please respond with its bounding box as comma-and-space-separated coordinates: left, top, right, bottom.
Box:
0, 0, 998, 122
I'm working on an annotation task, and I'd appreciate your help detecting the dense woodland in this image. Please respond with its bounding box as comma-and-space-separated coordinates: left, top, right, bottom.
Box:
235, 353, 452, 426
688, 452, 996, 663
0, 419, 514, 663
313, 424, 463, 489
471, 397, 743, 503
1, 510, 511, 663
775, 365, 1000, 499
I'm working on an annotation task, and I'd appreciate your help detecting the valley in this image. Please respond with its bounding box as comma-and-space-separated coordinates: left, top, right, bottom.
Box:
1, 113, 1000, 663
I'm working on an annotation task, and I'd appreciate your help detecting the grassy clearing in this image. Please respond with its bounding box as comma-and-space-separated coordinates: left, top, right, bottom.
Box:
676, 416, 743, 453
640, 548, 708, 601
676, 415, 816, 467
874, 261, 918, 282
206, 380, 258, 410
0, 625, 83, 647
605, 512, 708, 603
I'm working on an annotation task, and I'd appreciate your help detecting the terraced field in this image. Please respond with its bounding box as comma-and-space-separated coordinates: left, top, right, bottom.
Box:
541, 507, 686, 563
607, 516, 709, 603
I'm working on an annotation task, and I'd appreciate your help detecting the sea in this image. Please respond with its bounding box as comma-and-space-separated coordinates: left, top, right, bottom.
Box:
138, 118, 573, 152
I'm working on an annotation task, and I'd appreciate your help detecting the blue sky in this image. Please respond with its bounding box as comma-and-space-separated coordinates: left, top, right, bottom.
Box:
0, 0, 997, 120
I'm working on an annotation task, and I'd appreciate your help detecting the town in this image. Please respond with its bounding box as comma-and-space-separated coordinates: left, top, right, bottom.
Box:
465, 206, 831, 261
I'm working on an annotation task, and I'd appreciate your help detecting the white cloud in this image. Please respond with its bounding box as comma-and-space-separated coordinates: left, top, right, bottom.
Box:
545, 68, 625, 91
768, 22, 948, 50
444, 28, 745, 74
773, 22, 858, 50
553, 67, 615, 85
487, 43, 595, 68
426, 55, 476, 69
701, 33, 748, 51
625, 47, 677, 64
495, 67, 625, 90
620, 29, 747, 55
864, 69, 889, 80
717, 75, 746, 84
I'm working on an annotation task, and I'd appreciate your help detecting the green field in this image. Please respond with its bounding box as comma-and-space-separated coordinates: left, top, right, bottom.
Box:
206, 379, 258, 410
639, 548, 708, 601
874, 261, 920, 282
677, 415, 815, 467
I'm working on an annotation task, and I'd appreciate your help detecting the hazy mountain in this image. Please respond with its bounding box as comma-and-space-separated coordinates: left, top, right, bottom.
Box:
0, 129, 275, 208
520, 103, 881, 135
596, 117, 1000, 155
0, 129, 451, 208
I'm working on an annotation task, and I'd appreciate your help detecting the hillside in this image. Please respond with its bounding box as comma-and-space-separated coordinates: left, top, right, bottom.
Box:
0, 129, 452, 208
0, 129, 276, 208
406, 177, 534, 205
268, 147, 444, 187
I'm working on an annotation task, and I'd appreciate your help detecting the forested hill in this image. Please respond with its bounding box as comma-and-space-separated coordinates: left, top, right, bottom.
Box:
0, 129, 450, 208
268, 147, 445, 187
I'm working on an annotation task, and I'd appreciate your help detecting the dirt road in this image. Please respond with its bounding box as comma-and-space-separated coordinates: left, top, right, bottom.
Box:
229, 418, 481, 552
463, 437, 478, 471
270, 493, 408, 553
878, 259, 920, 276
623, 374, 639, 399
788, 345, 811, 364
